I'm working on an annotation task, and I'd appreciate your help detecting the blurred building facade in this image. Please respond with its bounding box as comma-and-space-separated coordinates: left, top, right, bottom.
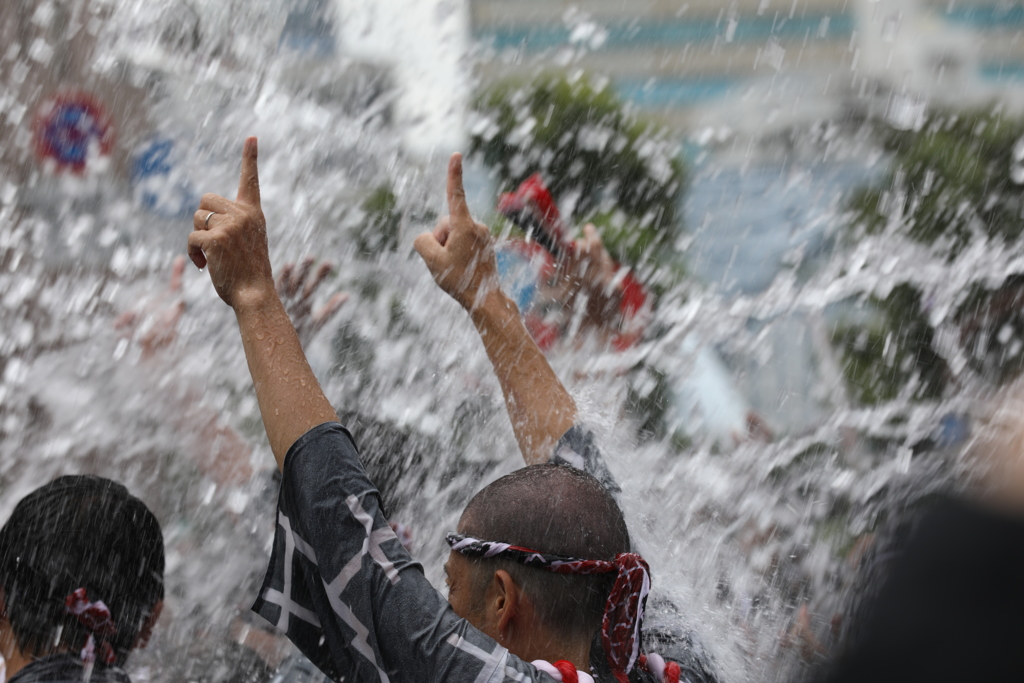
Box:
0, 0, 391, 197
0, 0, 151, 184
469, 0, 1024, 134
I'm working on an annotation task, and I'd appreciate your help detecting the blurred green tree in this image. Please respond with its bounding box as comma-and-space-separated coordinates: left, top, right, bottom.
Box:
831, 284, 950, 405
353, 185, 401, 257
470, 73, 687, 281
849, 110, 1024, 254
955, 275, 1024, 385
839, 109, 1024, 403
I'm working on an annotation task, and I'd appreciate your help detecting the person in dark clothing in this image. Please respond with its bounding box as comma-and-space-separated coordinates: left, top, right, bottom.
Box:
809, 397, 1024, 683
0, 476, 165, 683
188, 138, 703, 682
812, 497, 1024, 683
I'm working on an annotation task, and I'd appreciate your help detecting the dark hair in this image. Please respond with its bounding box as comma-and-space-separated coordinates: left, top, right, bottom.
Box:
0, 475, 165, 664
459, 464, 631, 642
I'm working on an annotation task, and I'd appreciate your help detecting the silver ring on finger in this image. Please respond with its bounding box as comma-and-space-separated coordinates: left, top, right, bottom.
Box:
204, 211, 216, 228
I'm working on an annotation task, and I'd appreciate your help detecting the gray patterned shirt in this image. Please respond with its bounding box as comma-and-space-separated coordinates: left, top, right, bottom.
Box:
252, 422, 561, 683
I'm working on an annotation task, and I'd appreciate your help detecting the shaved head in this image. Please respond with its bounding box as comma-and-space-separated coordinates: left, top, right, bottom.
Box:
458, 464, 630, 640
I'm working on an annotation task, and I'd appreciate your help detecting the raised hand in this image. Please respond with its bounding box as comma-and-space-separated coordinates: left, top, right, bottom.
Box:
566, 223, 618, 294
115, 255, 188, 359
414, 153, 500, 312
188, 137, 274, 308
189, 136, 337, 469
549, 223, 621, 322
276, 257, 349, 345
416, 153, 578, 465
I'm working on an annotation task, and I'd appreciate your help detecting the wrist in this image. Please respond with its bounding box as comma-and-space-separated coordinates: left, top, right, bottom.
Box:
231, 280, 281, 317
469, 288, 518, 329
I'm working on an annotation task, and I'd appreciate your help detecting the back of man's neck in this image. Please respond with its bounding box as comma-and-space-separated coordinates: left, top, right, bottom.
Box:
0, 623, 33, 681
1, 620, 76, 682
514, 630, 592, 675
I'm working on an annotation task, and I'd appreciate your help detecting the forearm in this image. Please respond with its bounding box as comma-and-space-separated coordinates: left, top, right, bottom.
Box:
233, 285, 338, 470
470, 290, 576, 465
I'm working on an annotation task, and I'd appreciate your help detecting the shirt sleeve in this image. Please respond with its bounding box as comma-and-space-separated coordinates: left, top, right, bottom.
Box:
252, 422, 558, 683
550, 425, 621, 496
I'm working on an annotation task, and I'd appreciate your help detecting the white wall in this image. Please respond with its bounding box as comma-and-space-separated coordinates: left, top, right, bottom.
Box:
852, 0, 978, 98
334, 0, 470, 159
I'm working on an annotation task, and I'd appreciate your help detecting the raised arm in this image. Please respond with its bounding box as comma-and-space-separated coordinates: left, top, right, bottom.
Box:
414, 154, 575, 465
187, 137, 336, 469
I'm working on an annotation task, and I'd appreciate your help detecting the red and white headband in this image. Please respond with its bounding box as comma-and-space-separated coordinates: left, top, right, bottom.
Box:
446, 533, 650, 683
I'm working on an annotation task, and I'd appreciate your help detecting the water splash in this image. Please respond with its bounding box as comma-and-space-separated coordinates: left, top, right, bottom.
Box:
0, 2, 1000, 683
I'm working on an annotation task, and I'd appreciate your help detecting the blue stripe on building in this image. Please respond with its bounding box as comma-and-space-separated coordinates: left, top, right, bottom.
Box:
615, 78, 739, 107
943, 5, 1024, 29
980, 62, 1024, 82
474, 13, 854, 51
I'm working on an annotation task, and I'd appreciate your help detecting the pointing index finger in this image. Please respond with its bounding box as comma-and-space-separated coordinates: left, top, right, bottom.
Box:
237, 136, 261, 206
446, 152, 471, 222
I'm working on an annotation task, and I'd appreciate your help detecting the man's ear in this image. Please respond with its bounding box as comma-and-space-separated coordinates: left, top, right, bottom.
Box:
491, 570, 518, 635
133, 600, 163, 650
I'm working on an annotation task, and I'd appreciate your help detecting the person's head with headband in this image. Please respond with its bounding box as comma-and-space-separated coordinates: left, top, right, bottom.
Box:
444, 464, 650, 682
0, 475, 165, 680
